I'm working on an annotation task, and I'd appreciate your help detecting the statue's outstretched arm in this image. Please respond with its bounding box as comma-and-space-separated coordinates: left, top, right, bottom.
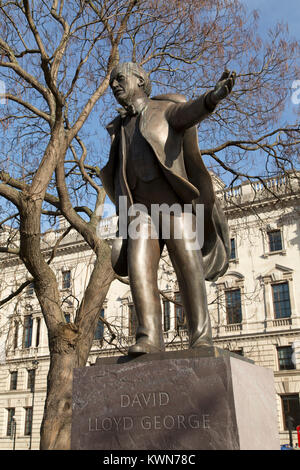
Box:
166, 70, 236, 132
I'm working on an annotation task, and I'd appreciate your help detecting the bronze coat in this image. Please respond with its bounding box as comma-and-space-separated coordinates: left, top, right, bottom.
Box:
100, 94, 230, 281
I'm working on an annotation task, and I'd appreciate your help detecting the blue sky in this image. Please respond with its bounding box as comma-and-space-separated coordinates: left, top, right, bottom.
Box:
240, 0, 300, 133
241, 0, 299, 39
101, 0, 300, 216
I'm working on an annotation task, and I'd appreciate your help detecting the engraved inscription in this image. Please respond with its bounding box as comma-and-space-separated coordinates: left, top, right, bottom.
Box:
87, 390, 210, 432
120, 392, 169, 408
88, 414, 209, 432
89, 416, 133, 432
140, 414, 210, 430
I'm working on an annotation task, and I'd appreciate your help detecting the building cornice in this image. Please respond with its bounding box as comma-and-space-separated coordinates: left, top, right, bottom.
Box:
221, 193, 300, 215
213, 327, 300, 343
0, 239, 93, 268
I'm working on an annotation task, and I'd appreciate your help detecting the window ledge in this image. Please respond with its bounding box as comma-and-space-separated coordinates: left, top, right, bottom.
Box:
272, 318, 292, 327
274, 369, 299, 376
263, 249, 286, 258
225, 323, 242, 332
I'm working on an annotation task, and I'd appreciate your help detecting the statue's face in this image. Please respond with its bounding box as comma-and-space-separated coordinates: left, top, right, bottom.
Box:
110, 65, 144, 106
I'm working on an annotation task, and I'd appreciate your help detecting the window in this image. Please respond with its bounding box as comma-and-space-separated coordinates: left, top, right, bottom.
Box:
23, 315, 33, 348
281, 395, 300, 430
62, 270, 71, 289
64, 313, 71, 323
26, 283, 34, 296
272, 282, 291, 318
268, 230, 282, 252
10, 371, 18, 390
94, 309, 105, 340
129, 304, 138, 336
163, 300, 170, 332
27, 369, 36, 392
231, 349, 244, 356
6, 408, 15, 436
230, 238, 236, 260
13, 321, 19, 349
225, 289, 242, 324
35, 318, 41, 347
174, 292, 186, 330
24, 407, 33, 436
277, 346, 295, 370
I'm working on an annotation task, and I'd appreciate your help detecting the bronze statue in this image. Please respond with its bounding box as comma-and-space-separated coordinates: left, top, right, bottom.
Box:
100, 62, 235, 356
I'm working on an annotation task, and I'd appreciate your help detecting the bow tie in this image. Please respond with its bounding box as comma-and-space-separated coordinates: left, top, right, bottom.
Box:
117, 104, 138, 119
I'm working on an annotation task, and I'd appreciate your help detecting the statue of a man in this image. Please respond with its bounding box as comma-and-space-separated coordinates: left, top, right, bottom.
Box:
100, 62, 235, 356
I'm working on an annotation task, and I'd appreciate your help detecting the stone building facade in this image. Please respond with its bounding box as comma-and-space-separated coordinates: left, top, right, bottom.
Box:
0, 174, 299, 450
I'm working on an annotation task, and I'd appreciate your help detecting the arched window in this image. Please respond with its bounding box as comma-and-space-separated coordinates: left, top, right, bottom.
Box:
163, 300, 170, 332
94, 309, 105, 340
215, 271, 245, 332
174, 292, 186, 330
225, 289, 242, 324
23, 315, 33, 348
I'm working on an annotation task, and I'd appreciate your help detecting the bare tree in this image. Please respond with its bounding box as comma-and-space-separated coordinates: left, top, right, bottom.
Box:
0, 0, 298, 449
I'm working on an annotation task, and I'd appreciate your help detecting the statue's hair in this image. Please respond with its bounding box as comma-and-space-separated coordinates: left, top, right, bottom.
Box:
110, 62, 151, 97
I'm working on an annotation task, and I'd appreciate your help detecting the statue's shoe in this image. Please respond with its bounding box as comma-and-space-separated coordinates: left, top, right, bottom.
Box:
190, 337, 213, 349
128, 341, 164, 356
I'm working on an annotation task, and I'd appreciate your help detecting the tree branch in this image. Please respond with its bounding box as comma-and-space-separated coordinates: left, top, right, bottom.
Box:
0, 183, 20, 206
0, 246, 19, 255
5, 93, 51, 123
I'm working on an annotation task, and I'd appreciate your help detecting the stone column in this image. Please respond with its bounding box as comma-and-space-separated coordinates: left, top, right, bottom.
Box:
292, 339, 300, 370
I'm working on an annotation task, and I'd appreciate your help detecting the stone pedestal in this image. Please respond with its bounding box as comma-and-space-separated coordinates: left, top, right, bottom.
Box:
71, 348, 280, 450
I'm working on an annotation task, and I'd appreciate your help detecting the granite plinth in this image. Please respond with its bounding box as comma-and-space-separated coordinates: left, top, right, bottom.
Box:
71, 348, 280, 450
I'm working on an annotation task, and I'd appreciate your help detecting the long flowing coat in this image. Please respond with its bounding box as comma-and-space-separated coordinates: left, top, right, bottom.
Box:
100, 93, 230, 281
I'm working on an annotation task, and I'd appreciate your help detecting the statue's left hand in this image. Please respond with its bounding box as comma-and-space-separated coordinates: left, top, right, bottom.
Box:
211, 70, 236, 104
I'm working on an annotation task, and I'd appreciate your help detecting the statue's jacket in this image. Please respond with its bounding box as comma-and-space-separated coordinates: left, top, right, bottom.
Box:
100, 93, 230, 281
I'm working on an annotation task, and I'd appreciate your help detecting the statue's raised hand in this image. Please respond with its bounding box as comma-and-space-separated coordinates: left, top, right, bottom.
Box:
211, 70, 236, 105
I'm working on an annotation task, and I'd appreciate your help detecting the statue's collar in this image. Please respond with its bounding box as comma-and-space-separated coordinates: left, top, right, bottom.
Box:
116, 96, 149, 119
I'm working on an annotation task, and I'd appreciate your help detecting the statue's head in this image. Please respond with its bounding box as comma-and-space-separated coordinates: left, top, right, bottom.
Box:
109, 62, 151, 106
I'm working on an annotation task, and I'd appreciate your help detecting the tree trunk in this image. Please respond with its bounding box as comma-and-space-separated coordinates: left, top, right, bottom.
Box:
40, 324, 80, 450
40, 254, 115, 450
16, 128, 117, 449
